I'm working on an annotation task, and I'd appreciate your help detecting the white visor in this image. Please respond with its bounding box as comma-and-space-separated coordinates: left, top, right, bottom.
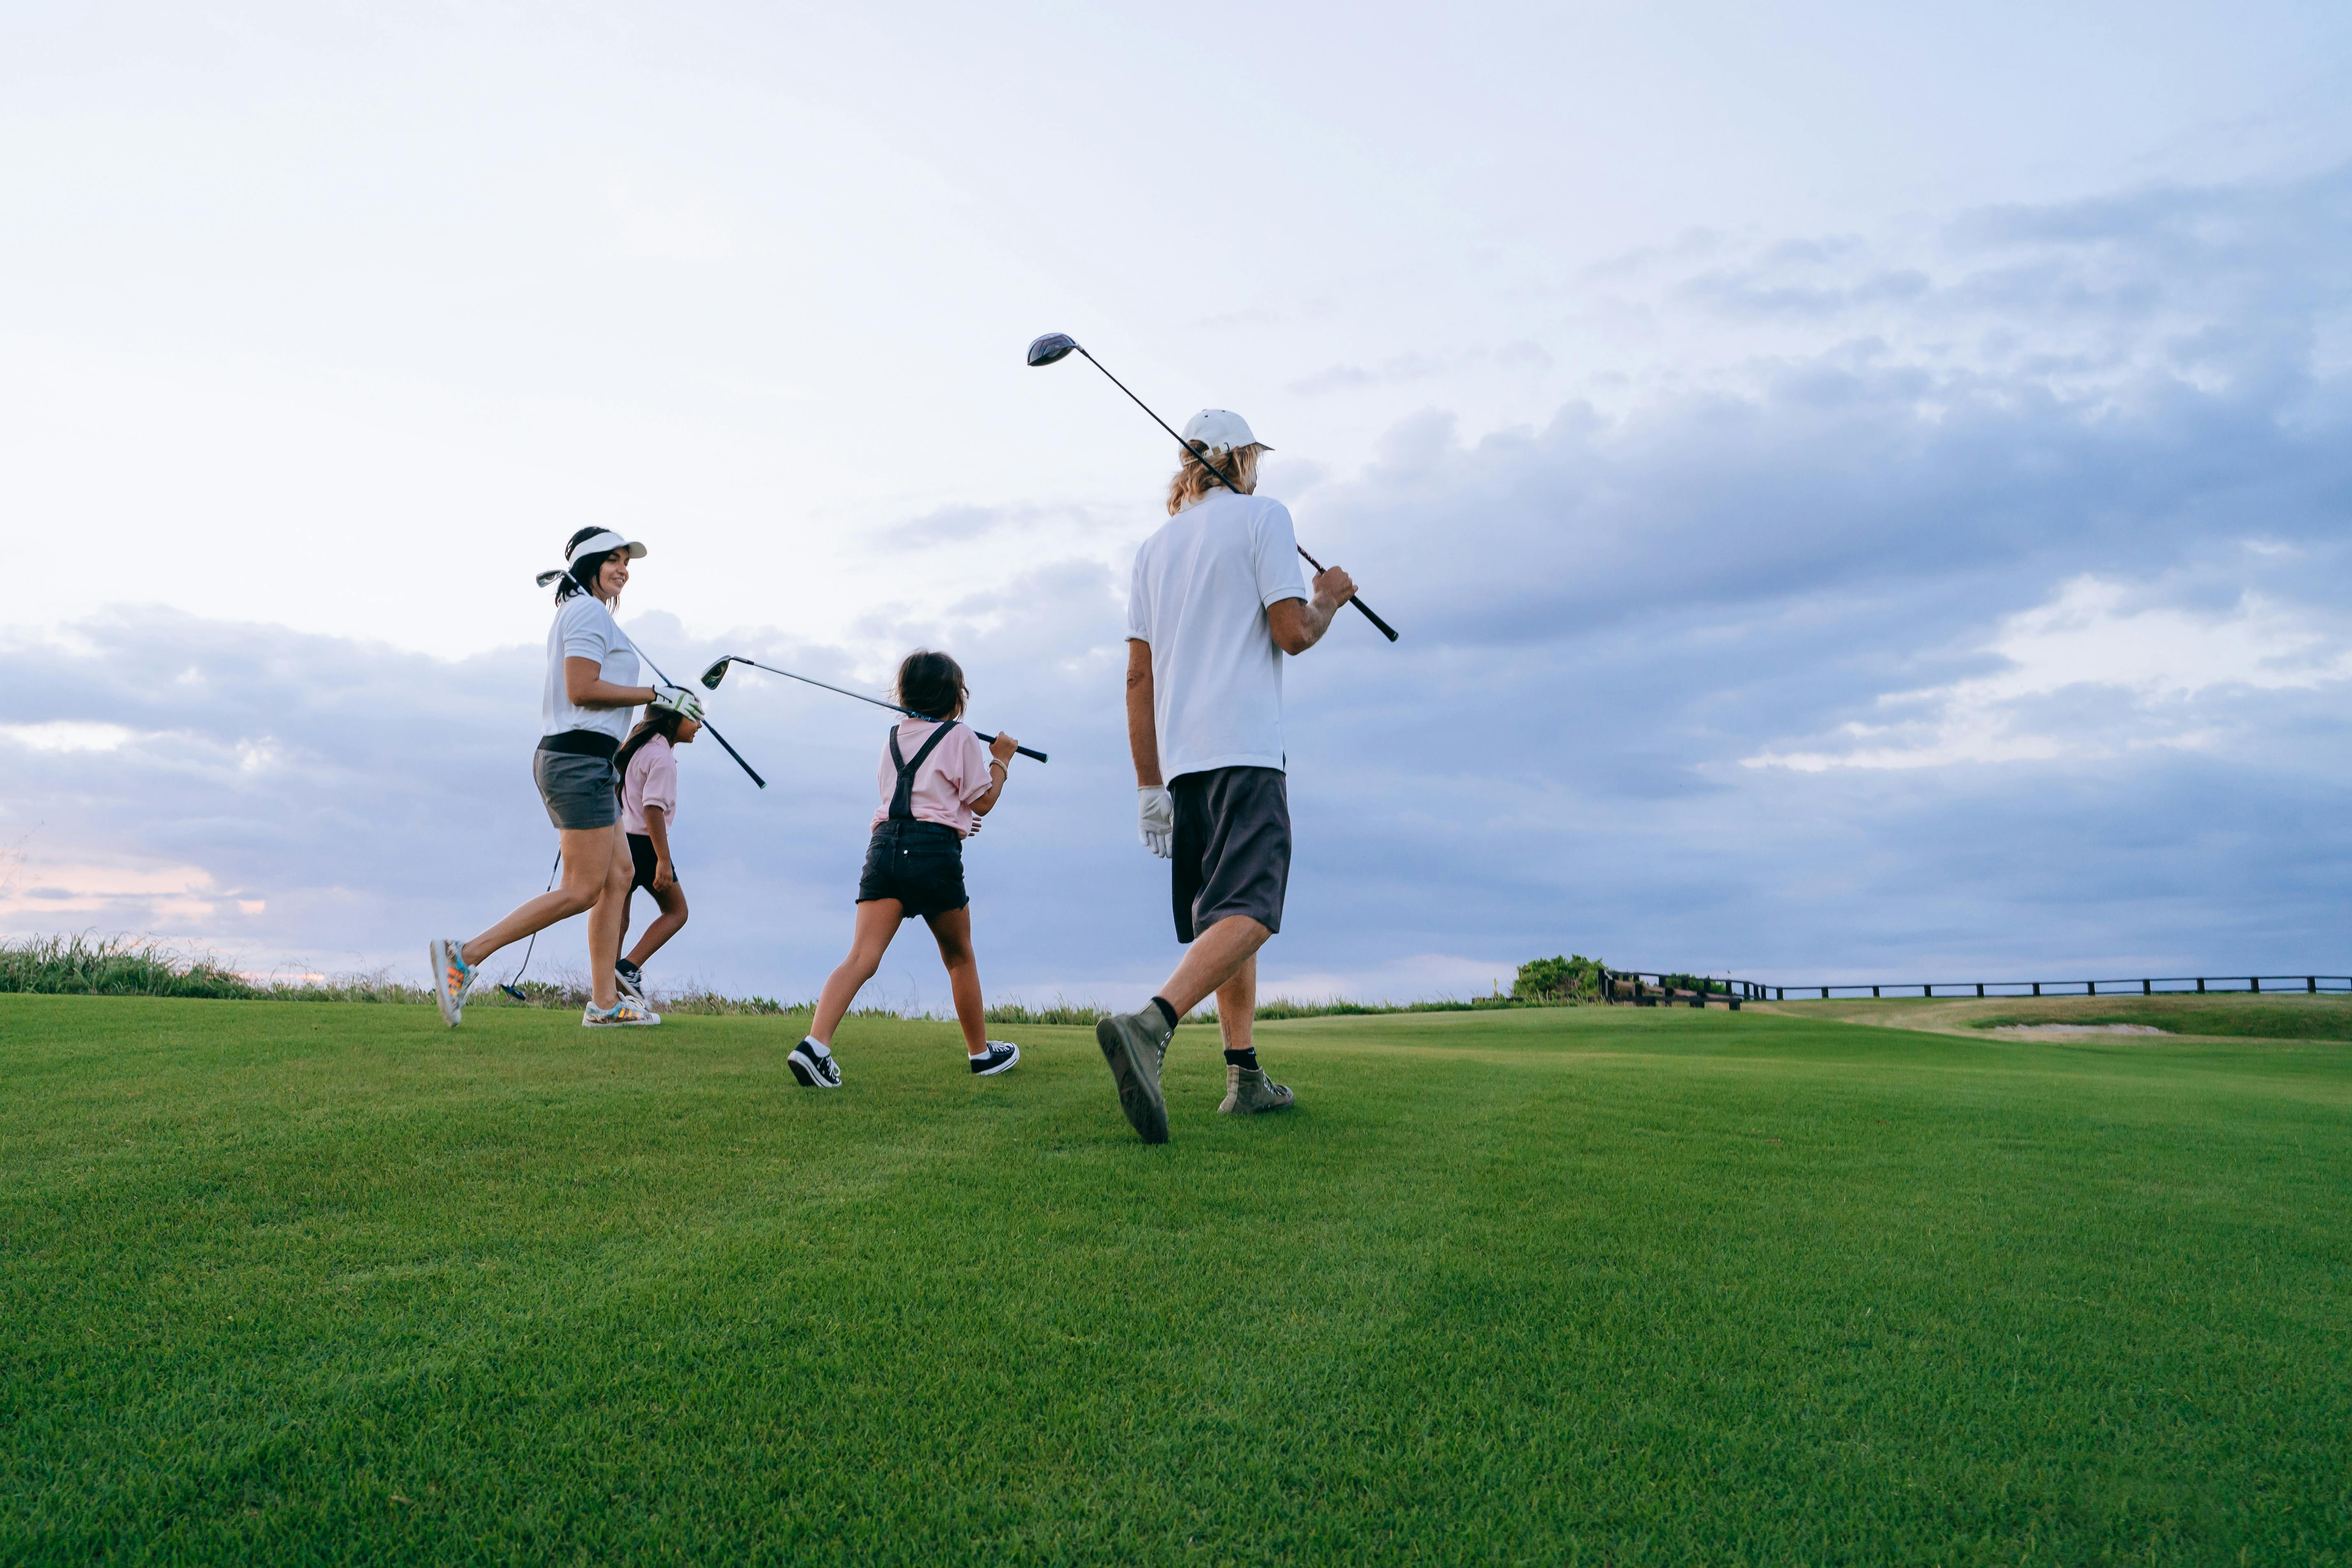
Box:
566, 530, 648, 564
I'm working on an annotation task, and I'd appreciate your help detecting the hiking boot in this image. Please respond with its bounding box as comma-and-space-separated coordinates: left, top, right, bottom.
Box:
1219, 1064, 1294, 1115
429, 938, 475, 1027
969, 1040, 1021, 1076
1095, 1007, 1173, 1143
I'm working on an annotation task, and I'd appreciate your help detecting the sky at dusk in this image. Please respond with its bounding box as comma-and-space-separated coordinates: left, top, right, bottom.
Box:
6, 2, 2349, 1002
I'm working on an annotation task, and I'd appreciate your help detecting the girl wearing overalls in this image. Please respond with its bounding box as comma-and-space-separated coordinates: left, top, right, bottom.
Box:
789, 650, 1023, 1088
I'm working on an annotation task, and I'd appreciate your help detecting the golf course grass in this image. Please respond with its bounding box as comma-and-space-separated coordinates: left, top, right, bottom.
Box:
5, 996, 2347, 1563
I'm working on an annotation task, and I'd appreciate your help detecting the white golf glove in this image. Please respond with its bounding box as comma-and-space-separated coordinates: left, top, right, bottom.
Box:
649, 684, 705, 722
1138, 785, 1174, 859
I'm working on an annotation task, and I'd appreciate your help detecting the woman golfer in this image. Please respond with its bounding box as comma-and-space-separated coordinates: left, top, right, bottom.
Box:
612, 703, 700, 1003
429, 527, 703, 1028
789, 650, 1023, 1087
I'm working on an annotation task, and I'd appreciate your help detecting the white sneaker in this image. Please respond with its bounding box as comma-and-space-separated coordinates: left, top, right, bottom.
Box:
789, 1038, 842, 1088
429, 938, 475, 1027
583, 998, 661, 1027
969, 1040, 1021, 1075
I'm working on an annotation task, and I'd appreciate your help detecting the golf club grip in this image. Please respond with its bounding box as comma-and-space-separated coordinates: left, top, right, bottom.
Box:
1346, 594, 1400, 641
1295, 545, 1400, 641
976, 733, 1049, 764
701, 719, 768, 788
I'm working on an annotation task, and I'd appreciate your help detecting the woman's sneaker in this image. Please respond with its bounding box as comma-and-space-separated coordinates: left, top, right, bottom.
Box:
789, 1038, 842, 1088
1219, 1065, 1294, 1115
969, 1040, 1021, 1076
614, 959, 648, 1004
428, 938, 475, 1027
583, 998, 661, 1027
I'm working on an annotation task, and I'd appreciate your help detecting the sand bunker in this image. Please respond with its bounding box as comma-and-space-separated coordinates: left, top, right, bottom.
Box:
1990, 1023, 2167, 1036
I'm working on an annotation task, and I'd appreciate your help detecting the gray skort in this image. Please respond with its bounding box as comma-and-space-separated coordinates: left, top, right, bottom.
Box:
1170, 765, 1290, 943
533, 744, 620, 831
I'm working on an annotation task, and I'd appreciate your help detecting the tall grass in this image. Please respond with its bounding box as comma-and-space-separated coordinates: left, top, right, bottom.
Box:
0, 935, 1570, 1020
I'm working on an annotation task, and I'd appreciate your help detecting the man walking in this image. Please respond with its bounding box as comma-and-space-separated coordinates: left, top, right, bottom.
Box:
1094, 409, 1357, 1144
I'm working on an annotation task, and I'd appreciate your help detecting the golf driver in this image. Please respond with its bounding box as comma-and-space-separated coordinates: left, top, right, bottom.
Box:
1025, 332, 1399, 641
700, 655, 1048, 763
533, 570, 768, 788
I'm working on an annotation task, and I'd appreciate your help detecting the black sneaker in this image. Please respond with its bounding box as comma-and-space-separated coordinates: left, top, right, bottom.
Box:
788, 1038, 842, 1089
614, 959, 647, 1004
969, 1040, 1021, 1076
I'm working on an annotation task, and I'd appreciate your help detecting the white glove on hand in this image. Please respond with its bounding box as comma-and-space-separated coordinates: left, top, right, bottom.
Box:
1138, 786, 1175, 859
650, 684, 705, 722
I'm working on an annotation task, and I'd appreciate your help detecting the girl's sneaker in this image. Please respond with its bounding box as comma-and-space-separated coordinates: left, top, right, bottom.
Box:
789, 1038, 842, 1089
614, 959, 647, 1004
583, 998, 661, 1027
428, 938, 475, 1027
969, 1040, 1021, 1076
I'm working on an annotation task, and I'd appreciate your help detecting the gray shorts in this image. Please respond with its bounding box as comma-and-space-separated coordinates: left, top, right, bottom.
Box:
1170, 765, 1290, 943
533, 742, 620, 831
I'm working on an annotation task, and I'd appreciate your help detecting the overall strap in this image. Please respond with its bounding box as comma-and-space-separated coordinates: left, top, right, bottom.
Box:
886, 721, 959, 821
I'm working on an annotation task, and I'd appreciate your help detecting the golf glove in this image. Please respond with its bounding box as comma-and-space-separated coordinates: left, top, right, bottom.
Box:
1138, 786, 1175, 859
650, 683, 705, 722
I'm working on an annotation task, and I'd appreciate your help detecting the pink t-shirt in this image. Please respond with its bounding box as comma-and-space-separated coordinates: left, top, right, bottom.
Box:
870, 719, 996, 838
621, 735, 679, 835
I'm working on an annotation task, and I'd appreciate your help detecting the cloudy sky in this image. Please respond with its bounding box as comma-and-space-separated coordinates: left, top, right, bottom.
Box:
6, 2, 2349, 1002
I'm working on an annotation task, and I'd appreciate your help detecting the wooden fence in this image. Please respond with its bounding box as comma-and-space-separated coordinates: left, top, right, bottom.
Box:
1600, 970, 2352, 1006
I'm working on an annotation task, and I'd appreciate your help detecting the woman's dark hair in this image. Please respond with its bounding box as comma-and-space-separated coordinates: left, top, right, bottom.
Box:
613, 705, 688, 799
555, 527, 622, 604
895, 650, 966, 721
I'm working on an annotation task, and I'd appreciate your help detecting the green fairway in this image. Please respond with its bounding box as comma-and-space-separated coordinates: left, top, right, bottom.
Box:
4, 997, 2348, 1564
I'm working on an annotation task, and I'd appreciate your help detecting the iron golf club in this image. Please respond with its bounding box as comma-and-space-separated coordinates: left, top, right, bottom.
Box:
701, 656, 1049, 763
1025, 332, 1399, 641
533, 570, 768, 788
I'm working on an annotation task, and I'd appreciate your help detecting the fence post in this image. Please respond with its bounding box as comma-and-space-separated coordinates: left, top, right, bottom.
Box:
2088, 981, 2097, 997
1924, 984, 1933, 997
1871, 985, 1880, 998
2251, 976, 2261, 994
2142, 979, 2151, 995
2197, 978, 2205, 993
2032, 983, 2040, 997
2310, 977, 2318, 994
1821, 987, 1829, 999
1976, 983, 1984, 997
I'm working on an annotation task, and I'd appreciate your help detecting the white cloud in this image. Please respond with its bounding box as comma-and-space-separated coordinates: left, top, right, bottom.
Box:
0, 722, 136, 753
1744, 576, 2352, 771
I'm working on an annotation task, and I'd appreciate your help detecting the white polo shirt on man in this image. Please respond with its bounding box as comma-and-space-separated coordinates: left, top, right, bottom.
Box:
1125, 489, 1309, 781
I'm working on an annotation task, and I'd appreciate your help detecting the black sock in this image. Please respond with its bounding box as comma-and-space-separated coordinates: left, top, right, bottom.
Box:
1149, 996, 1179, 1031
1223, 1047, 1259, 1072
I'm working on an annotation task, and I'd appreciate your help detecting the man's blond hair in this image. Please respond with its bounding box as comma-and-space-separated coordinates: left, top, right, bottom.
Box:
1165, 441, 1263, 516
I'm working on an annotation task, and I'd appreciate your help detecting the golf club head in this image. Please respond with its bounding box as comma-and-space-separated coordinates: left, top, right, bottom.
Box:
698, 657, 734, 691
534, 569, 569, 588
1025, 332, 1079, 367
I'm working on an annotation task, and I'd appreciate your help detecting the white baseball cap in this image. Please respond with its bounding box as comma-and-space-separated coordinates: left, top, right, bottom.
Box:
565, 529, 647, 564
1179, 408, 1270, 455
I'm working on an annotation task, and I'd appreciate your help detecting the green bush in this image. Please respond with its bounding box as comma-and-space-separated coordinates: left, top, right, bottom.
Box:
1513, 955, 1606, 1003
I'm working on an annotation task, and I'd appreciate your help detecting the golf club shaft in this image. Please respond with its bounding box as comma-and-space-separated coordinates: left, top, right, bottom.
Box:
622, 640, 770, 789
723, 659, 1048, 763
1074, 347, 1400, 643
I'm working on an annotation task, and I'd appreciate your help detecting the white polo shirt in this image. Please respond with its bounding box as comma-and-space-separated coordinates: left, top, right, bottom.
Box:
1125, 490, 1310, 781
542, 594, 639, 742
